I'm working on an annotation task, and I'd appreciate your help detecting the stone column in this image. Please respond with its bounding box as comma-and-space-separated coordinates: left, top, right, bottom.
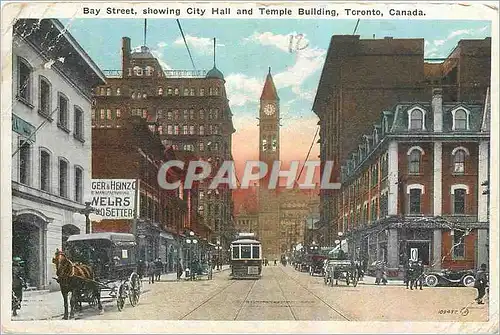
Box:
478, 141, 489, 222
387, 141, 398, 215
432, 229, 442, 270
433, 142, 442, 216
477, 229, 488, 268
387, 229, 399, 268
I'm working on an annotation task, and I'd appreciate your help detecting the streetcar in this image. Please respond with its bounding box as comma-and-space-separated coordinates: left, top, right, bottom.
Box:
229, 233, 262, 279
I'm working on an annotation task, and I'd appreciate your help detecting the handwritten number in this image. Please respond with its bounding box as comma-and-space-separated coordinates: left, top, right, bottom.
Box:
289, 34, 309, 53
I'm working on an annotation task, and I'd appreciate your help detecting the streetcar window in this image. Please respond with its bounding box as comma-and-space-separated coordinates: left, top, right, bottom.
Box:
232, 246, 239, 259
252, 246, 260, 259
241, 246, 251, 258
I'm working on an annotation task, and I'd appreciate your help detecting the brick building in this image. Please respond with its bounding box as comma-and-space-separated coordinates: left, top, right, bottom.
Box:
338, 88, 490, 276
92, 116, 209, 269
312, 35, 491, 244
91, 37, 235, 249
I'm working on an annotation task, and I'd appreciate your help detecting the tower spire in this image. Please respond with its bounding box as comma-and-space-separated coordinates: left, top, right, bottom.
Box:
143, 19, 147, 46
268, 66, 271, 74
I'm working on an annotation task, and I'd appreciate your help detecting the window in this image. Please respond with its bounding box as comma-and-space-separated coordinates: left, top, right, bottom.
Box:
167, 87, 173, 95
184, 144, 194, 151
214, 87, 219, 95
183, 125, 188, 135
174, 88, 179, 95
199, 142, 205, 151
19, 140, 31, 185
199, 110, 205, 120
59, 159, 68, 198
190, 109, 195, 120
409, 189, 422, 214
252, 246, 260, 259
183, 88, 189, 96
142, 109, 148, 119
174, 110, 179, 120
18, 57, 31, 101
158, 126, 163, 135
74, 107, 84, 140
453, 150, 466, 174
167, 125, 173, 135
100, 109, 105, 120
167, 111, 173, 121
116, 87, 121, 96
91, 109, 96, 120
107, 109, 112, 120
199, 88, 205, 96
409, 149, 421, 174
100, 87, 106, 96
58, 93, 69, 129
241, 246, 251, 258
381, 154, 388, 178
131, 92, 136, 99
452, 230, 465, 258
40, 150, 51, 192
453, 189, 466, 214
174, 125, 180, 135
232, 246, 240, 259
370, 199, 377, 222
75, 166, 83, 203
371, 164, 378, 186
199, 125, 205, 135
106, 88, 112, 96
410, 109, 423, 130
208, 110, 213, 120
209, 87, 214, 95
133, 66, 142, 76
116, 109, 121, 118
145, 66, 154, 76
39, 76, 51, 115
158, 87, 164, 95
183, 110, 188, 120
214, 109, 219, 120
190, 88, 195, 96
189, 125, 195, 135
454, 109, 467, 130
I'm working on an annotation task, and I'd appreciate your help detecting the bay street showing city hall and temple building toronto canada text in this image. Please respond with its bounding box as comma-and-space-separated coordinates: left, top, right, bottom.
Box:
4, 2, 498, 331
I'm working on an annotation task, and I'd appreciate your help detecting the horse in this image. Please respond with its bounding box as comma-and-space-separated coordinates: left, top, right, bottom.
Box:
52, 249, 102, 319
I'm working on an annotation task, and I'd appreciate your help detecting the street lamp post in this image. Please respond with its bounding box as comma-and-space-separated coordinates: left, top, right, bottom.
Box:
78, 201, 96, 234
185, 231, 198, 280
215, 241, 222, 270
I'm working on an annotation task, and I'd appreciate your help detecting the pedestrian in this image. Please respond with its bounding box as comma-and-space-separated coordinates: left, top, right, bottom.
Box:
12, 257, 26, 316
274, 259, 277, 266
155, 258, 163, 282
414, 260, 424, 290
147, 261, 155, 284
474, 263, 488, 304
137, 259, 145, 280
404, 260, 412, 289
177, 258, 183, 280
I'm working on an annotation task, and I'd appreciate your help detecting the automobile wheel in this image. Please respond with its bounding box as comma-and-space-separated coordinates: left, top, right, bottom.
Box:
462, 275, 475, 287
425, 274, 439, 287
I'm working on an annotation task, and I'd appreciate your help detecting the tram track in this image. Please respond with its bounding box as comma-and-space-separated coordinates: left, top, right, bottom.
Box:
277, 267, 355, 321
272, 268, 299, 320
233, 279, 258, 320
179, 279, 238, 320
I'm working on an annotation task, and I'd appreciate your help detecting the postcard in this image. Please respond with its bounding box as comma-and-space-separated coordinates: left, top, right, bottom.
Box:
1, 1, 498, 333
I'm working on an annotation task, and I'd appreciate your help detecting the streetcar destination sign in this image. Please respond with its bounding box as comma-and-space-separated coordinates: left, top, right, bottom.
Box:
90, 179, 137, 219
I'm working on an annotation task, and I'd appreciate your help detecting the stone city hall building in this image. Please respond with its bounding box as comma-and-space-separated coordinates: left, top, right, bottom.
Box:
313, 35, 491, 245
339, 87, 490, 274
91, 36, 235, 248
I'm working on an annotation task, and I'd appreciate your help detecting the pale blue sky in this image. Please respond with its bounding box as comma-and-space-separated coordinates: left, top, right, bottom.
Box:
61, 19, 491, 162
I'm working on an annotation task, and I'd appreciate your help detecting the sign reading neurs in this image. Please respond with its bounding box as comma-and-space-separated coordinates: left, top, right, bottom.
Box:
90, 179, 137, 219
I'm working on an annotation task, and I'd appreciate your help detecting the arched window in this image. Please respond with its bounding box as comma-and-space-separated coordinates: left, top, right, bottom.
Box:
189, 125, 195, 135
174, 88, 179, 95
199, 109, 205, 119
410, 109, 423, 130
167, 111, 173, 121
116, 87, 121, 96
17, 57, 32, 102
199, 142, 205, 151
407, 147, 424, 174
38, 76, 51, 115
199, 125, 205, 135
183, 88, 189, 96
454, 109, 468, 130
58, 158, 69, 198
145, 66, 154, 76
74, 166, 83, 203
133, 66, 142, 76
74, 106, 84, 140
106, 88, 112, 96
40, 149, 51, 192
453, 149, 466, 174
158, 87, 164, 95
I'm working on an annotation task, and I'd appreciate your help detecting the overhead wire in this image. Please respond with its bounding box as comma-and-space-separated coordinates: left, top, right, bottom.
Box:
176, 19, 196, 70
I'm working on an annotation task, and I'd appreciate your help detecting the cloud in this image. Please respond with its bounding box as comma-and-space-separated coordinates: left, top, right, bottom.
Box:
225, 73, 263, 107
246, 31, 291, 53
173, 35, 225, 54
426, 25, 490, 57
157, 41, 167, 48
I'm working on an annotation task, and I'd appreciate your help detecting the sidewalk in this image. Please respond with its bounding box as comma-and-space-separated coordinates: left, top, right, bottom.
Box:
360, 275, 406, 286
12, 266, 231, 321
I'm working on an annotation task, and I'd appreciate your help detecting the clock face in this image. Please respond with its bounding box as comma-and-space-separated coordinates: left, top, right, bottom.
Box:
264, 104, 276, 116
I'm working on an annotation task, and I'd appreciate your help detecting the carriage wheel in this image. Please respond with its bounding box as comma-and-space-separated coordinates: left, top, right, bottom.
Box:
117, 283, 126, 311
129, 273, 141, 307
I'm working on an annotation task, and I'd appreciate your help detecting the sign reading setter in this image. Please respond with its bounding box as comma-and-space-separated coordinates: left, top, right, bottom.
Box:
90, 179, 137, 219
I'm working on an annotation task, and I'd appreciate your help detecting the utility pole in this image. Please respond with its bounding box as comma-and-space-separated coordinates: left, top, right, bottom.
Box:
398, 175, 407, 265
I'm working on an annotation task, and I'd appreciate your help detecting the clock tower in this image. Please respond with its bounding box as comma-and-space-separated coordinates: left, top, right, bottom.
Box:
258, 68, 281, 261
259, 67, 280, 177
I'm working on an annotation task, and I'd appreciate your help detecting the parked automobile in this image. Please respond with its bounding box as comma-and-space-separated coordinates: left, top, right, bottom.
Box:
424, 268, 476, 287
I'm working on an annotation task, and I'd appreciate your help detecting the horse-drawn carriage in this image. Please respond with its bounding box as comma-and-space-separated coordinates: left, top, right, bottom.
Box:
53, 233, 141, 319
324, 248, 359, 287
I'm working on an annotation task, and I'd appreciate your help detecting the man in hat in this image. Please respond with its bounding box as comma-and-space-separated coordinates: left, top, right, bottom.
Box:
12, 257, 27, 315
474, 263, 488, 304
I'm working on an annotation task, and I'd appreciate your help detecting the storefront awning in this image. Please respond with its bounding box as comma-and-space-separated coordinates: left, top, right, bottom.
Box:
160, 232, 174, 240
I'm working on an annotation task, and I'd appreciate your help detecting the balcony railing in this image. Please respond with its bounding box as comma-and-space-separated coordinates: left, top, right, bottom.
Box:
102, 69, 208, 79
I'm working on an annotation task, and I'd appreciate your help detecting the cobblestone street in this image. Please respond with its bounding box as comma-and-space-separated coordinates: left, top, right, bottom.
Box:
14, 266, 487, 322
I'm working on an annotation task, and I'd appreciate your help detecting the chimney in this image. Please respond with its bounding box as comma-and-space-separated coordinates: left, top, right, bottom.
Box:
121, 37, 131, 77
432, 88, 443, 132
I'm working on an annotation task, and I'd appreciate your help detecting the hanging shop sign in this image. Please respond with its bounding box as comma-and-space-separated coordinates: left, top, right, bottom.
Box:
90, 179, 137, 219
